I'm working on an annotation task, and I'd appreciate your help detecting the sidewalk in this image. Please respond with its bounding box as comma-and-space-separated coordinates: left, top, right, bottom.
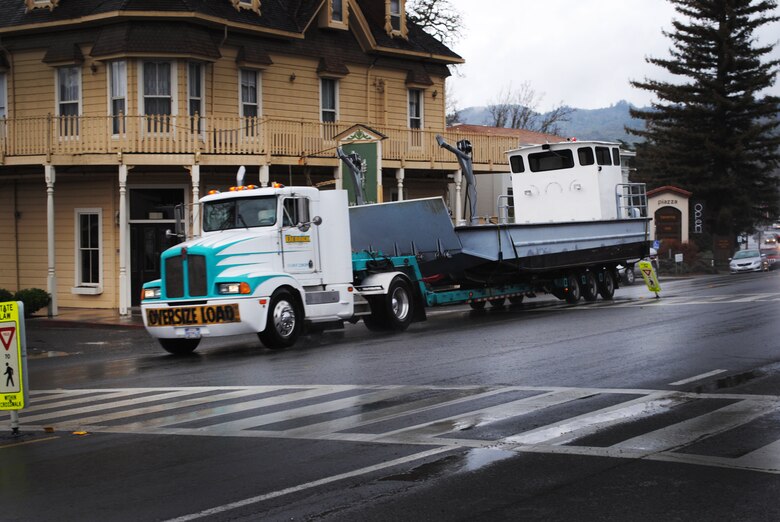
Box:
28, 307, 145, 329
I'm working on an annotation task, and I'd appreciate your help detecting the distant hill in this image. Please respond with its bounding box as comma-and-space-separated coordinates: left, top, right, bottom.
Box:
456, 100, 647, 143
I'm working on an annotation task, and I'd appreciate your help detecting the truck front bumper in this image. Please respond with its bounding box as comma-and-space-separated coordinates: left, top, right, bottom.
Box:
141, 297, 268, 339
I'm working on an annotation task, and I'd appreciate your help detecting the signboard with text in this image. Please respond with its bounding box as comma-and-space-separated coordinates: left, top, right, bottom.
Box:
1, 301, 28, 410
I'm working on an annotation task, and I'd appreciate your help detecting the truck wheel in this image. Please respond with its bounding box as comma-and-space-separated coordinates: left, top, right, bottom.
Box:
489, 298, 506, 308
509, 296, 524, 305
259, 290, 301, 349
159, 338, 200, 355
581, 271, 598, 302
468, 301, 486, 310
565, 272, 581, 304
364, 277, 414, 331
598, 270, 616, 300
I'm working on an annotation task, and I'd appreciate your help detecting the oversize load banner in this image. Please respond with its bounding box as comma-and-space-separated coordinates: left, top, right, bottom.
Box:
146, 304, 241, 327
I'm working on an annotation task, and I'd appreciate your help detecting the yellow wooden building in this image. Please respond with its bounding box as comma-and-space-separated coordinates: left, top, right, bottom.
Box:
0, 0, 520, 316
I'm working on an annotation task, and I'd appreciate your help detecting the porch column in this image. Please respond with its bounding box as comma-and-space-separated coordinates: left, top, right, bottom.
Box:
45, 165, 57, 317
334, 165, 342, 190
395, 168, 405, 201
190, 164, 201, 237
259, 165, 270, 187
454, 169, 465, 226
118, 165, 130, 316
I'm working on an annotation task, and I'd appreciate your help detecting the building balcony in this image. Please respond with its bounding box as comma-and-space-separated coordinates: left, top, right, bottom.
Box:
0, 115, 516, 172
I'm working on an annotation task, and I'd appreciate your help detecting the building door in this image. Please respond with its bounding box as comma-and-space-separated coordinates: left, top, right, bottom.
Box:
129, 188, 185, 306
655, 206, 682, 242
131, 224, 179, 305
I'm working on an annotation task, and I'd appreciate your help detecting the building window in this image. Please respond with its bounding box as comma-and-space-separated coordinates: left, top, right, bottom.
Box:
332, 0, 343, 22
109, 61, 126, 135
320, 78, 337, 123
0, 72, 6, 118
142, 61, 173, 132
240, 69, 260, 136
408, 88, 422, 129
188, 62, 204, 134
57, 66, 80, 136
390, 0, 401, 31
75, 209, 102, 288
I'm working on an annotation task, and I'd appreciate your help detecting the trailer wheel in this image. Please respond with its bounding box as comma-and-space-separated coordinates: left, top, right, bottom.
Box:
258, 290, 301, 349
598, 269, 616, 300
581, 271, 599, 302
565, 272, 581, 304
489, 298, 506, 308
509, 296, 525, 305
468, 301, 487, 310
159, 338, 200, 355
364, 277, 414, 331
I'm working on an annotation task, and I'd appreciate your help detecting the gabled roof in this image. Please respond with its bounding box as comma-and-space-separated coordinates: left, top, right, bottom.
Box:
647, 186, 693, 198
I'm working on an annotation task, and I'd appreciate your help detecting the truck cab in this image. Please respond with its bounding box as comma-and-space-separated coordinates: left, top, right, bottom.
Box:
141, 184, 355, 354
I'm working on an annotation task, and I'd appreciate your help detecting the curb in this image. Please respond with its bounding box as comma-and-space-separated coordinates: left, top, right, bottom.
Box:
26, 318, 145, 330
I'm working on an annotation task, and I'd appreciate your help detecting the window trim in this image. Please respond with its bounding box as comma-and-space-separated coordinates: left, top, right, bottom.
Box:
320, 77, 338, 123
386, 0, 407, 37
188, 61, 206, 137
139, 60, 178, 117
107, 60, 127, 136
72, 208, 103, 294
408, 88, 423, 129
0, 71, 7, 119
239, 68, 262, 118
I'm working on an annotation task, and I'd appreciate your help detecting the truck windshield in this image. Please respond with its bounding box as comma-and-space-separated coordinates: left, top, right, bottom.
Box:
202, 196, 277, 231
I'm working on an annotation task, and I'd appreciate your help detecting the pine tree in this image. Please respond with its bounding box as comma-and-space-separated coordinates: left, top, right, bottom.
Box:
629, 0, 780, 244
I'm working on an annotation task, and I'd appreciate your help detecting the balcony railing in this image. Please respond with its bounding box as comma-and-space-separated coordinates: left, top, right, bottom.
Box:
0, 115, 520, 168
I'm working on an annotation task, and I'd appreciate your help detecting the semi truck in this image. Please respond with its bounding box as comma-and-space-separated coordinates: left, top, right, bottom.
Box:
141, 138, 651, 354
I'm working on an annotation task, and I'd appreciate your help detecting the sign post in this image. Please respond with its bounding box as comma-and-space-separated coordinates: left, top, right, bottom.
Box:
638, 261, 661, 298
1, 301, 28, 434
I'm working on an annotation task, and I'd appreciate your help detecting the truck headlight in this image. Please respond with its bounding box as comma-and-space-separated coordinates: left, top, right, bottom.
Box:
217, 282, 251, 295
142, 287, 161, 299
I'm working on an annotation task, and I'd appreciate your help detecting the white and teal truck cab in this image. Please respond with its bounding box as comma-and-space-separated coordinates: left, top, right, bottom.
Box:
142, 182, 369, 354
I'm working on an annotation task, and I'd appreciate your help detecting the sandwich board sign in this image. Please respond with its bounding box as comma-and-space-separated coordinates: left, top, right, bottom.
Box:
1, 301, 28, 410
638, 260, 661, 296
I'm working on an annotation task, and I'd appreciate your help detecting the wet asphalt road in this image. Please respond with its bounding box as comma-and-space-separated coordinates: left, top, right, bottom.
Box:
2, 270, 780, 521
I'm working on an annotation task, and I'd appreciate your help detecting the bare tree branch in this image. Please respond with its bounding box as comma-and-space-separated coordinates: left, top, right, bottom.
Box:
407, 0, 463, 44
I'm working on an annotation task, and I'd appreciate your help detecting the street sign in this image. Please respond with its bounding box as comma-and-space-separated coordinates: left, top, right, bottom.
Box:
638, 261, 661, 295
0, 301, 28, 410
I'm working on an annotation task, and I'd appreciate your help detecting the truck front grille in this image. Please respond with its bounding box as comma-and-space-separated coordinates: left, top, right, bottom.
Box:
164, 254, 207, 298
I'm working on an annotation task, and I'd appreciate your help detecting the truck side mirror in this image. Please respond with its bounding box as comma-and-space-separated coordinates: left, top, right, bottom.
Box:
166, 203, 186, 240
297, 215, 322, 231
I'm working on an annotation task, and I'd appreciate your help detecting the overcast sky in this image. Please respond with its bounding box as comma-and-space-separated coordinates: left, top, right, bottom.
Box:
445, 0, 780, 111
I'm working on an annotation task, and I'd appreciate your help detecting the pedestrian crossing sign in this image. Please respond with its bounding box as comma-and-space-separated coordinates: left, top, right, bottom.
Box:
638, 260, 661, 295
1, 301, 28, 410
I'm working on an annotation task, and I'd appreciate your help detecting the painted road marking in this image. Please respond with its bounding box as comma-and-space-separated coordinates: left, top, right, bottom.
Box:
4, 385, 780, 476
669, 369, 728, 386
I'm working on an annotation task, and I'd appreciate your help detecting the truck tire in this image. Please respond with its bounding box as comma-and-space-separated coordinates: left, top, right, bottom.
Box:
258, 289, 301, 349
509, 296, 525, 305
565, 271, 581, 304
581, 271, 598, 302
598, 269, 616, 300
489, 298, 506, 308
363, 277, 414, 331
468, 301, 486, 310
159, 338, 200, 355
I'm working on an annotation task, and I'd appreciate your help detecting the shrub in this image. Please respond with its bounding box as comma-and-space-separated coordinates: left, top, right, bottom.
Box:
14, 288, 51, 316
0, 288, 14, 303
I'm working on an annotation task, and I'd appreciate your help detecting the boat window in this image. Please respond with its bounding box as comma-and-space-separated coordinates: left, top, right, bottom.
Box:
509, 155, 525, 173
612, 147, 621, 166
528, 150, 574, 172
577, 147, 594, 166
595, 147, 612, 166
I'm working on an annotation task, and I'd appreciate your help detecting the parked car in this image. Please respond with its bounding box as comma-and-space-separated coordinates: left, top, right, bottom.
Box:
729, 249, 769, 274
618, 247, 658, 284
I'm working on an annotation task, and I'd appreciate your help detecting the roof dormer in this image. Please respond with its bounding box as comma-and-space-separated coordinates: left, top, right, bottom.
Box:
385, 0, 408, 39
230, 0, 261, 14
25, 0, 59, 12
319, 0, 349, 31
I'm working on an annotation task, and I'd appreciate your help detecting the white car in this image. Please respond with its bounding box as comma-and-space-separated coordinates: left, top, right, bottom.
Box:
729, 249, 769, 274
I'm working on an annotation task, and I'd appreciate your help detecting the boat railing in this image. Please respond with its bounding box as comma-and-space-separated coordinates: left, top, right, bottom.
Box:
497, 194, 514, 224
615, 183, 648, 219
